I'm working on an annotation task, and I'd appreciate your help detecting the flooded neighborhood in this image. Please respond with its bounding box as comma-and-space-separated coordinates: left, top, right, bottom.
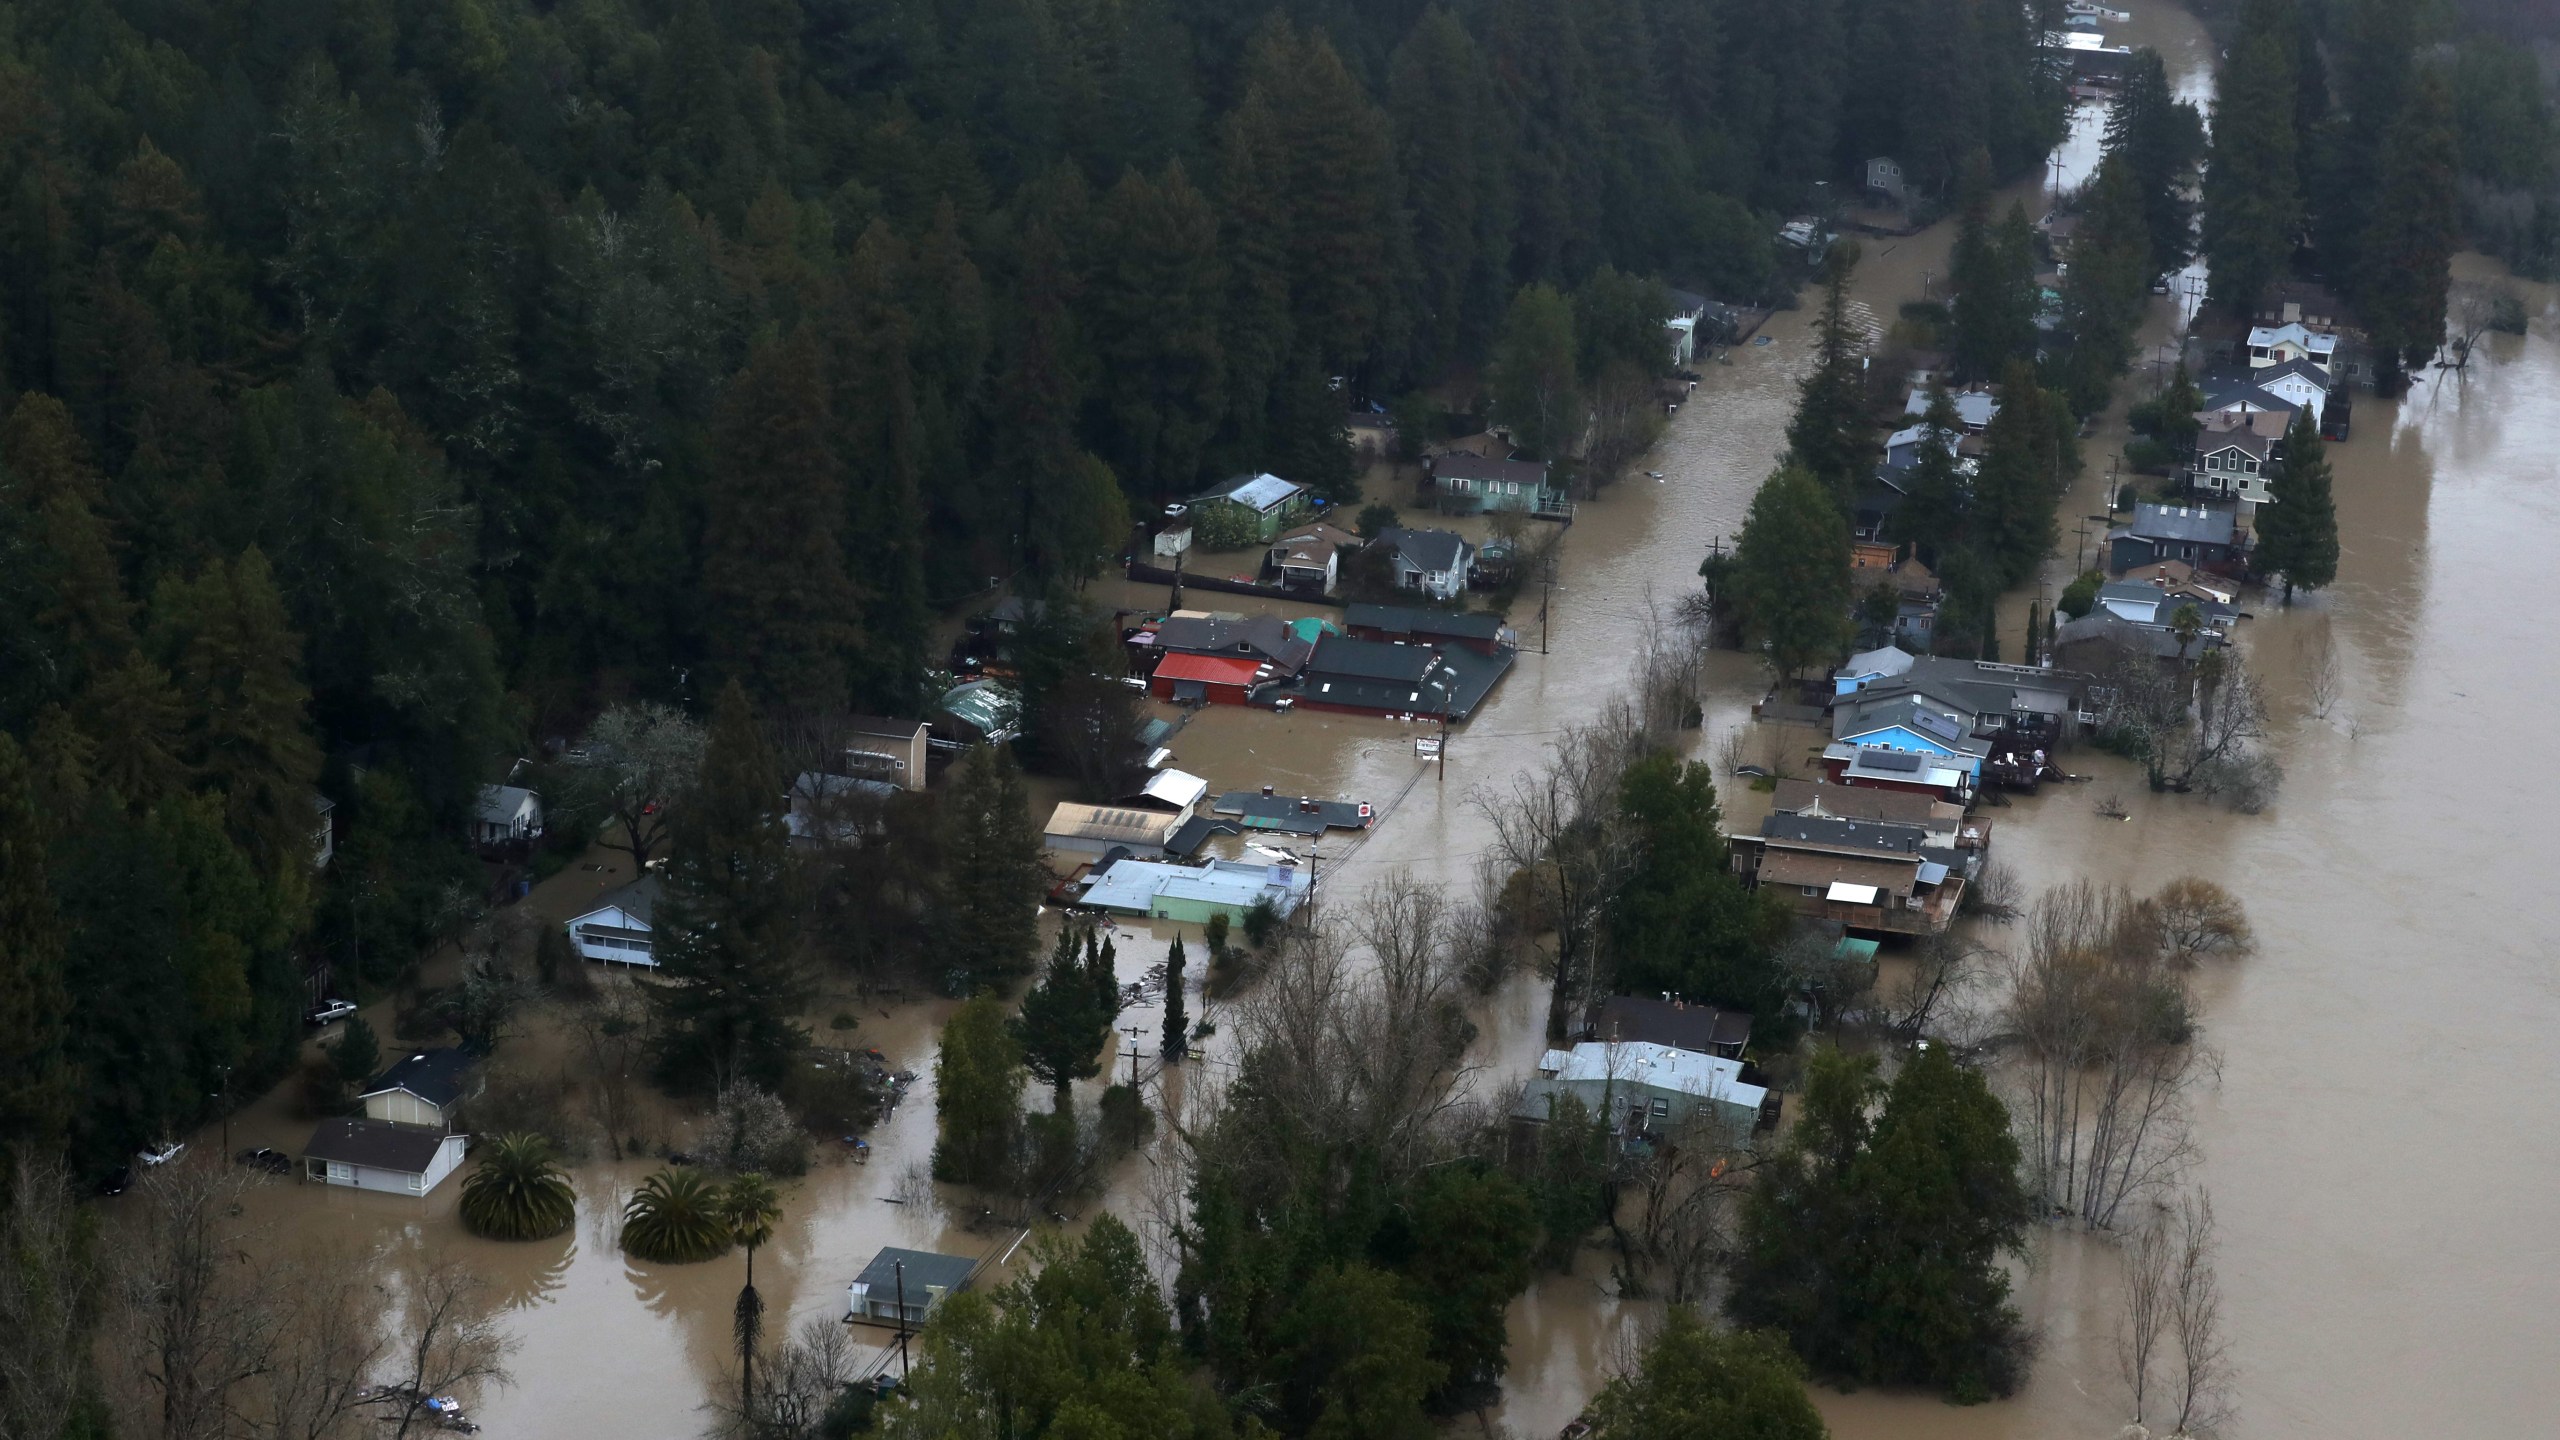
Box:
5, 1, 2557, 1438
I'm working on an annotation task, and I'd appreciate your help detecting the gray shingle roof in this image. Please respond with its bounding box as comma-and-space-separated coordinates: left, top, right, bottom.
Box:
2127, 503, 2237, 545
1430, 453, 1551, 488
855, 1247, 978, 1297
1305, 634, 1439, 683
580, 874, 661, 927
302, 1117, 453, 1174
1757, 813, 1933, 854
1377, 526, 1471, 575
1344, 603, 1505, 643
363, 1048, 476, 1109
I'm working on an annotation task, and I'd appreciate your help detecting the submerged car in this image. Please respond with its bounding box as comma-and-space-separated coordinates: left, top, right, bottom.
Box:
235, 1147, 291, 1175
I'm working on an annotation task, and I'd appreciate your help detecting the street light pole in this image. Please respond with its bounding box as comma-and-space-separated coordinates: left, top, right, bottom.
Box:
894, 1260, 910, 1381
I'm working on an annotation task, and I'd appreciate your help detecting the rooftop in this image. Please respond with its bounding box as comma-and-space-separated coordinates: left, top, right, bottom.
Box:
1756, 813, 1934, 856
1343, 603, 1508, 645
1430, 453, 1553, 487
1305, 633, 1440, 684
1151, 651, 1271, 688
1583, 995, 1752, 1054
853, 1247, 978, 1299
1044, 803, 1180, 847
1199, 472, 1305, 513
1377, 526, 1472, 575
2127, 503, 2238, 545
1133, 769, 1210, 811
1078, 857, 1311, 917
302, 1117, 455, 1174
574, 874, 662, 927
1904, 387, 2000, 429
362, 1048, 476, 1108
1769, 779, 1954, 829
475, 784, 539, 825
1534, 1041, 1767, 1112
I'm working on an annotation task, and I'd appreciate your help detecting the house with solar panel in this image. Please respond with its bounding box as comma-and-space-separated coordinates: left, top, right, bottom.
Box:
1823, 694, 1991, 802
1727, 810, 1970, 937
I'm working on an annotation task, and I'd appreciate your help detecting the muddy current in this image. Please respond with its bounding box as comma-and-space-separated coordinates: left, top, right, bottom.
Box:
179, 3, 2560, 1432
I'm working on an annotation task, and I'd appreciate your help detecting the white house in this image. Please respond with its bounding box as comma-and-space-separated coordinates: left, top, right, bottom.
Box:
2246, 321, 2337, 373
566, 875, 661, 966
1865, 155, 1909, 207
301, 1118, 468, 1196
1267, 521, 1361, 594
359, 1049, 479, 1131
1376, 526, 1475, 601
1117, 768, 1209, 823
472, 784, 543, 847
1525, 1040, 1769, 1143
2244, 358, 2329, 424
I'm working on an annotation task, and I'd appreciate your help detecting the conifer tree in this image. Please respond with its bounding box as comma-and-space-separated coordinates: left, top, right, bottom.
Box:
1733, 465, 1852, 679
1786, 244, 1873, 507
2107, 49, 2207, 279
1011, 925, 1115, 1111
1162, 935, 1188, 1062
1951, 197, 2038, 382
0, 734, 74, 1156
2358, 70, 2460, 387
932, 993, 1024, 1187
1090, 162, 1228, 504
1971, 363, 2063, 588
1490, 284, 1581, 461
2203, 13, 2300, 314
2255, 409, 2339, 603
150, 549, 323, 895
703, 328, 858, 713
648, 682, 808, 1091
1887, 386, 1970, 563
936, 747, 1044, 991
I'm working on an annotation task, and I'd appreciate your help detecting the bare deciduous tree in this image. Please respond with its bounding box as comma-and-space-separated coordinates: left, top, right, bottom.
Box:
2149, 878, 2255, 966
723, 1313, 860, 1438
0, 1156, 102, 1440
1885, 933, 1995, 1046
386, 1258, 515, 1440
2169, 1191, 2235, 1436
116, 1158, 281, 1440
571, 983, 650, 1159
2004, 882, 2213, 1230
1619, 1107, 1753, 1303
2118, 1206, 2175, 1429
242, 1248, 391, 1440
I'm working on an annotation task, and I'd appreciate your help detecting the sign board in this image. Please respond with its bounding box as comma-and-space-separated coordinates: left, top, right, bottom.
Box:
1414, 736, 1442, 760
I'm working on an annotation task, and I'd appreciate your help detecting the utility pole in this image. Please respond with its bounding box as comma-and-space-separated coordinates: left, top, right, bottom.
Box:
894, 1260, 911, 1381
1119, 1025, 1149, 1087
216, 1065, 233, 1156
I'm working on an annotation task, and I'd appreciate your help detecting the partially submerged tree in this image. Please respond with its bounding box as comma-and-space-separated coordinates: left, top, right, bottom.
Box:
621, 1168, 734, 1265
573, 701, 706, 872
1584, 1309, 1830, 1440
459, 1133, 577, 1241
932, 994, 1024, 1188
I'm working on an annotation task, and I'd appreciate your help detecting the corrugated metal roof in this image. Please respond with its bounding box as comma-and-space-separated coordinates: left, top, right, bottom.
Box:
1151, 652, 1267, 687
1206, 472, 1303, 512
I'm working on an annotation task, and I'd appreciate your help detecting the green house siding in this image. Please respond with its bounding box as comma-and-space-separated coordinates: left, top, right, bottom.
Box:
1151, 894, 1248, 926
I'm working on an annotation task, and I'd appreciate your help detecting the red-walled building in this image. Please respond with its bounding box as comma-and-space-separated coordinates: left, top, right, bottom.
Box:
1149, 651, 1269, 705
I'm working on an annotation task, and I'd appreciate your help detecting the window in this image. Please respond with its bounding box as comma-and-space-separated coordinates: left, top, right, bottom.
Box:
407, 1173, 424, 1193
1649, 1098, 1671, 1117
2243, 459, 2259, 474
1801, 885, 1821, 897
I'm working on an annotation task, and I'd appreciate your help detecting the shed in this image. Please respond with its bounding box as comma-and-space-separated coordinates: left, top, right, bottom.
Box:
1148, 651, 1269, 706
302, 1118, 468, 1196
847, 1247, 979, 1328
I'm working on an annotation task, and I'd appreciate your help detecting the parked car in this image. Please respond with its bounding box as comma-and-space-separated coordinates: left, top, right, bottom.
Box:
235, 1147, 291, 1175
137, 1140, 186, 1167
306, 998, 357, 1026
97, 1166, 132, 1197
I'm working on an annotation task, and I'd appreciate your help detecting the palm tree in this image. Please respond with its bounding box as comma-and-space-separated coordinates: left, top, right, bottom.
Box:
723, 1173, 782, 1422
458, 1134, 576, 1241
620, 1168, 733, 1264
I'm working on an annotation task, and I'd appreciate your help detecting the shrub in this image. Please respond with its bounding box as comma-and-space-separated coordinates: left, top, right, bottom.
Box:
1096, 1084, 1153, 1154
1241, 898, 1281, 951
460, 1134, 578, 1241
472, 1067, 592, 1161
621, 1168, 733, 1263
1355, 502, 1402, 537
2123, 436, 2182, 475
2056, 570, 2102, 621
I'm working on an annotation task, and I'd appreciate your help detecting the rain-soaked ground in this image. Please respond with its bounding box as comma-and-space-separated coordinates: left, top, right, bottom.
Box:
175, 3, 2560, 1430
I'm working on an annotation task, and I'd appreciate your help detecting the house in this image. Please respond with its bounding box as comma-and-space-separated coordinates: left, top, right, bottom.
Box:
1663, 287, 1708, 367
1579, 995, 1752, 1060
843, 716, 929, 791
2187, 408, 2282, 504
1267, 521, 1363, 594
1149, 613, 1315, 677
1296, 633, 1457, 716
785, 772, 898, 846
1768, 778, 1984, 852
312, 793, 335, 869
1821, 743, 1976, 804
847, 1247, 978, 1329
1187, 472, 1310, 543
1211, 789, 1375, 837
2117, 559, 2236, 606
1076, 856, 1312, 926
2246, 321, 2338, 374
472, 784, 543, 849
1849, 656, 2084, 748
301, 1117, 469, 1196
566, 876, 661, 967
1042, 802, 1182, 861
1731, 814, 1967, 936
2038, 210, 2082, 262
1342, 602, 1514, 657
2045, 27, 2135, 78
1865, 156, 1909, 207
1833, 645, 1917, 696
935, 679, 1021, 747
2054, 611, 2226, 673
1344, 412, 1398, 461
2096, 581, 2237, 632
1776, 216, 1832, 253
2240, 358, 2330, 423
1149, 651, 1273, 706
1116, 768, 1210, 823
1880, 421, 1965, 480
1426, 453, 1564, 517
1903, 386, 2000, 433
1519, 1041, 1768, 1147
360, 1049, 480, 1131
1832, 693, 1992, 770
2109, 503, 2246, 575
1375, 526, 1475, 600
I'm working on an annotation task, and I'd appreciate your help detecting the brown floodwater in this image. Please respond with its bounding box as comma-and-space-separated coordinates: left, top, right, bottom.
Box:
181, 5, 2560, 1431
